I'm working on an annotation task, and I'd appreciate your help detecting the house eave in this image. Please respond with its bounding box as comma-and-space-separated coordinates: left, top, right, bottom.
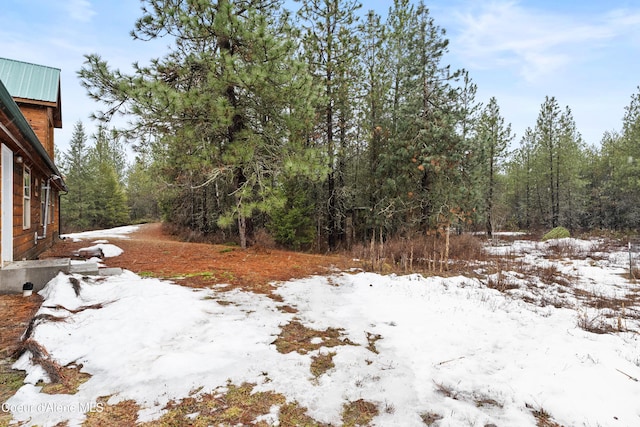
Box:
0, 80, 67, 191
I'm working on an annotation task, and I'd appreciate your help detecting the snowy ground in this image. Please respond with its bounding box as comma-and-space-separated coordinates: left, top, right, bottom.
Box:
61, 225, 140, 242
4, 231, 640, 426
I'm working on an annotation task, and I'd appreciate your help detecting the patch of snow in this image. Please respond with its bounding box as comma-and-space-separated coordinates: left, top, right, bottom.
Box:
6, 265, 640, 426
62, 225, 139, 242
254, 405, 280, 425
78, 243, 123, 258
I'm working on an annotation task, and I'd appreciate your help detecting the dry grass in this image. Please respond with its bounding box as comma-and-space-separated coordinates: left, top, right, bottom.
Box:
421, 411, 444, 425
576, 310, 617, 335
365, 332, 382, 354
485, 271, 520, 292
0, 359, 25, 416
272, 319, 354, 355
84, 383, 336, 427
16, 339, 65, 384
310, 352, 336, 378
341, 399, 379, 427
39, 363, 91, 395
528, 404, 564, 427
21, 313, 67, 345
433, 381, 458, 400
83, 397, 141, 427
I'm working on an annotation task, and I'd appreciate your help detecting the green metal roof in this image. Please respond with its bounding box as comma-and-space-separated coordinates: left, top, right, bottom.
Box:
0, 57, 60, 103
0, 78, 66, 190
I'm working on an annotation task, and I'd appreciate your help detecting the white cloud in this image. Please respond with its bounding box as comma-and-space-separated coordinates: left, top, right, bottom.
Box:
65, 0, 96, 23
452, 1, 634, 82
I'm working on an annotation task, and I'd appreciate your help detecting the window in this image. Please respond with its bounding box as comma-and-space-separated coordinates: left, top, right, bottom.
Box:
41, 185, 46, 226
23, 166, 31, 229
48, 191, 55, 225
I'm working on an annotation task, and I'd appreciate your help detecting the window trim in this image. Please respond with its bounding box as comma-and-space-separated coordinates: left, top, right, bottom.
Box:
23, 165, 31, 229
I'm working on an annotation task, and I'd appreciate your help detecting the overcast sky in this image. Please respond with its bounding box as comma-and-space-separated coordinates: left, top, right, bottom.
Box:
1, 0, 640, 157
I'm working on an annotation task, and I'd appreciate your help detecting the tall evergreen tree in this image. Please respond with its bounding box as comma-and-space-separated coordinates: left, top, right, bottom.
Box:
358, 9, 391, 237
60, 121, 91, 231
512, 128, 535, 229
533, 96, 562, 227
85, 127, 130, 228
476, 97, 512, 237
296, 0, 362, 250
596, 87, 640, 229
79, 0, 321, 248
386, 0, 465, 231
556, 107, 587, 230
126, 150, 161, 222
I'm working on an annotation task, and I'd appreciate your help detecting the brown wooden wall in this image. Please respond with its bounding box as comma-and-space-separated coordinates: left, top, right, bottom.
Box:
0, 150, 3, 260
11, 161, 59, 261
18, 103, 55, 160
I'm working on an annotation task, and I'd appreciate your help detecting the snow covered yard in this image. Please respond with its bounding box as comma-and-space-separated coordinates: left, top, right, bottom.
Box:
4, 234, 640, 426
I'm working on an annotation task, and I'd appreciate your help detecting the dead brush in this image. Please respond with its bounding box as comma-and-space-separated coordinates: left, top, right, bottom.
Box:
528, 404, 563, 427
448, 233, 485, 261
516, 262, 572, 288
485, 271, 519, 292
15, 339, 66, 384
537, 264, 571, 287
352, 233, 485, 275
576, 310, 616, 334
20, 313, 66, 343
544, 239, 586, 259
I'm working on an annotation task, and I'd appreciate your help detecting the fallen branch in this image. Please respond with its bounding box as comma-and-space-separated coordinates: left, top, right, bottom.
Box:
21, 313, 67, 343
42, 302, 108, 314
616, 368, 639, 382
69, 277, 82, 297
435, 356, 466, 366
15, 339, 66, 384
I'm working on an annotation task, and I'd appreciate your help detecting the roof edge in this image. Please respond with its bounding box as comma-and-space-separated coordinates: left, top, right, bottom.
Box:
0, 57, 61, 73
0, 79, 67, 191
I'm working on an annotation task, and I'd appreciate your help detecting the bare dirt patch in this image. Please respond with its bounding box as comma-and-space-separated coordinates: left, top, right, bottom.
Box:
42, 223, 357, 295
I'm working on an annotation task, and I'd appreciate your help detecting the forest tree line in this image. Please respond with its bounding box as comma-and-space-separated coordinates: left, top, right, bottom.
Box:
59, 0, 640, 250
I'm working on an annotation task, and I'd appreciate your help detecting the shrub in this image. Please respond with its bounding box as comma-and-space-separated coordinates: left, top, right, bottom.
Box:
542, 226, 570, 241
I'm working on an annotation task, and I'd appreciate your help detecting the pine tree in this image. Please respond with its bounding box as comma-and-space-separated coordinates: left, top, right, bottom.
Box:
510, 128, 535, 229
597, 87, 640, 229
85, 127, 130, 228
79, 0, 321, 248
60, 121, 91, 231
533, 96, 562, 227
476, 97, 513, 237
126, 150, 161, 222
389, 1, 464, 230
296, 0, 362, 250
556, 107, 588, 230
357, 9, 392, 237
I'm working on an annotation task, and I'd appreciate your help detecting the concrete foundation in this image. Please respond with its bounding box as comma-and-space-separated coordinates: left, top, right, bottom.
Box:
0, 258, 122, 294
0, 259, 71, 293
0, 258, 100, 293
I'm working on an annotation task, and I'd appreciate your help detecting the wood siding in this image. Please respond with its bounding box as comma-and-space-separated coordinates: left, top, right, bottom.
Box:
19, 103, 55, 159
12, 163, 60, 260
1, 97, 62, 262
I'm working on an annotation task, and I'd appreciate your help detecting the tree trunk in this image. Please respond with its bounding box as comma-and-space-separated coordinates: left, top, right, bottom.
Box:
234, 167, 253, 249
486, 144, 495, 238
